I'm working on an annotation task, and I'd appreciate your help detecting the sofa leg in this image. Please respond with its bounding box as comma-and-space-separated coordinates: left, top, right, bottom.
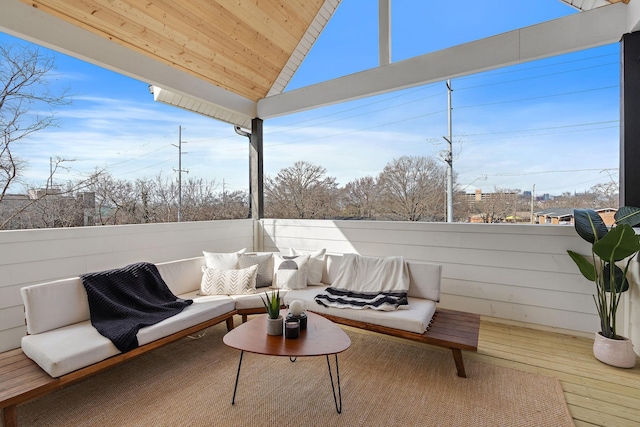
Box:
241, 314, 248, 323
451, 348, 467, 378
3, 405, 17, 427
226, 317, 235, 331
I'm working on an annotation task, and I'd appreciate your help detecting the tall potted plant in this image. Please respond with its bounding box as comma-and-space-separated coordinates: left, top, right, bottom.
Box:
567, 206, 640, 368
260, 289, 283, 336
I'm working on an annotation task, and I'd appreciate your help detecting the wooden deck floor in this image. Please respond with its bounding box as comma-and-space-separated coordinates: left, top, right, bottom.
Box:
474, 319, 640, 427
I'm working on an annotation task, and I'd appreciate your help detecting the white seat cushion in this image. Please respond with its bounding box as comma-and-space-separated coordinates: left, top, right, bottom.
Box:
230, 289, 289, 310
284, 286, 436, 334
22, 294, 235, 377
22, 321, 119, 378
137, 294, 235, 345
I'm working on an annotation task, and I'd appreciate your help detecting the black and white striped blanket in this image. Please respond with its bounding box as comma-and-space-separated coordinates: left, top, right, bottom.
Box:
314, 254, 409, 311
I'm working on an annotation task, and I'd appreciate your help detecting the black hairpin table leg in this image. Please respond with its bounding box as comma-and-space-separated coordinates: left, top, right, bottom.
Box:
231, 351, 244, 405
326, 354, 343, 414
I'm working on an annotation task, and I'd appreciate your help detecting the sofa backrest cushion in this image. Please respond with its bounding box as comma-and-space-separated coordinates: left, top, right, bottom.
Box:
21, 277, 90, 335
155, 256, 206, 296
406, 261, 441, 302
321, 253, 441, 302
322, 254, 344, 285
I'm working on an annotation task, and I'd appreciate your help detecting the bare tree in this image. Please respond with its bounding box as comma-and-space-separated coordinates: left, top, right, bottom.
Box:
343, 176, 379, 218
590, 182, 618, 208
214, 189, 249, 219
0, 158, 102, 229
376, 156, 446, 221
1, 43, 70, 202
265, 161, 340, 219
180, 177, 218, 221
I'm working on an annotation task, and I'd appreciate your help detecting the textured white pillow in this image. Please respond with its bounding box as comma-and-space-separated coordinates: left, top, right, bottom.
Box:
273, 254, 309, 290
289, 248, 326, 285
199, 264, 258, 295
203, 248, 246, 270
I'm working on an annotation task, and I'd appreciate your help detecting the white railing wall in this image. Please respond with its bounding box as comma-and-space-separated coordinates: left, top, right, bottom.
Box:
260, 219, 613, 337
2, 218, 638, 355
0, 220, 254, 352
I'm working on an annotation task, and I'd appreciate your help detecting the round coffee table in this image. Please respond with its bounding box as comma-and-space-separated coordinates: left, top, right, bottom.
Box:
223, 310, 351, 413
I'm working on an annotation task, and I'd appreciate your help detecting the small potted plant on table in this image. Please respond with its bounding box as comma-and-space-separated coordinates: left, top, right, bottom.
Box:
261, 289, 283, 336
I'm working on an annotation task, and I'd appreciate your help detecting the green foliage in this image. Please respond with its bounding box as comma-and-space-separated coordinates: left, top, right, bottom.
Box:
260, 289, 281, 319
567, 207, 640, 339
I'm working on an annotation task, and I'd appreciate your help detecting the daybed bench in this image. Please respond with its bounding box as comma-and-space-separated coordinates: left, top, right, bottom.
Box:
0, 251, 479, 427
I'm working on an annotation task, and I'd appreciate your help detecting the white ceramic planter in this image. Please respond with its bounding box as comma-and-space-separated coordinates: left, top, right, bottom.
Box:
266, 316, 283, 336
593, 332, 637, 368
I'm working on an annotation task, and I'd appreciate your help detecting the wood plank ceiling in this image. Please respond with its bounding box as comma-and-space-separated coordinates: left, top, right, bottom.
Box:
19, 0, 327, 102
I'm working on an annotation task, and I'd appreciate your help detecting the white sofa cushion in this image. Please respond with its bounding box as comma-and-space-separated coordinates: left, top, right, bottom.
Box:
22, 294, 235, 377
319, 254, 441, 301
322, 254, 343, 285
406, 261, 442, 302
21, 277, 90, 335
137, 293, 235, 345
203, 249, 246, 270
156, 256, 206, 296
273, 254, 309, 290
284, 286, 436, 334
199, 265, 258, 295
238, 253, 274, 288
289, 248, 326, 285
22, 320, 120, 378
230, 289, 289, 310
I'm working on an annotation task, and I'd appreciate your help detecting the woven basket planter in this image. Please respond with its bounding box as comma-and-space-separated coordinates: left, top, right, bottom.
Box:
593, 332, 637, 368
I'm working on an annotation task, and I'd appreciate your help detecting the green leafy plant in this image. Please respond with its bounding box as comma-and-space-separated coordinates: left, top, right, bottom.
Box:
567, 207, 640, 339
260, 289, 281, 319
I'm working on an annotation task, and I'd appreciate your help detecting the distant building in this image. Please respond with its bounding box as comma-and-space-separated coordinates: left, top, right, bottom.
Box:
464, 189, 519, 205
533, 208, 617, 226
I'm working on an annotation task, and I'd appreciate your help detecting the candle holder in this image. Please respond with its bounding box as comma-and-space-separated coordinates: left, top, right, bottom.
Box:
284, 318, 300, 339
286, 311, 307, 330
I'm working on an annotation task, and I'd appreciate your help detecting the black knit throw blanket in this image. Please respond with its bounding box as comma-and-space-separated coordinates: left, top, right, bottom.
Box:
81, 262, 192, 353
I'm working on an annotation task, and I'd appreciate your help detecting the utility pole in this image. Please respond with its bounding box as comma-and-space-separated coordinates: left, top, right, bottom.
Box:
530, 184, 536, 224
173, 125, 188, 222
443, 79, 454, 223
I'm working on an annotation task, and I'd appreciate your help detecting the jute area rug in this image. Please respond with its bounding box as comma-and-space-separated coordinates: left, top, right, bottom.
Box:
16, 321, 574, 427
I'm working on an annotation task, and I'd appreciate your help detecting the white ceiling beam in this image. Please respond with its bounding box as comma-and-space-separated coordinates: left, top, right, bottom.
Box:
258, 3, 630, 119
379, 0, 391, 66
628, 0, 640, 32
0, 0, 256, 123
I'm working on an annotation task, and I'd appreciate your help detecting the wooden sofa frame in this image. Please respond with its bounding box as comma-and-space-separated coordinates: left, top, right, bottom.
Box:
0, 313, 235, 427
1, 307, 479, 427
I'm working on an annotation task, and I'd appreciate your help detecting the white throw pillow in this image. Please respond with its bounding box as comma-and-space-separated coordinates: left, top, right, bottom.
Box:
273, 254, 309, 290
289, 248, 326, 285
199, 264, 258, 295
203, 248, 246, 270
238, 253, 274, 288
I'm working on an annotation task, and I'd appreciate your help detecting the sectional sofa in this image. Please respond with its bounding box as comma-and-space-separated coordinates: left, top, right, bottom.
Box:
19, 250, 444, 378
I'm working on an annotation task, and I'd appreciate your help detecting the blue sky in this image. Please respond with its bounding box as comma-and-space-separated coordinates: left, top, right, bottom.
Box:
1, 1, 620, 198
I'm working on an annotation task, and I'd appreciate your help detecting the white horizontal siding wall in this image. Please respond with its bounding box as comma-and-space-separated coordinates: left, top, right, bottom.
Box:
0, 220, 254, 352
260, 219, 607, 336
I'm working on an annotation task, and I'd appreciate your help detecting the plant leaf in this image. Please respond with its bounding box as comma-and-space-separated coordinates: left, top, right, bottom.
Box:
567, 250, 596, 282
602, 263, 629, 293
593, 224, 640, 262
573, 209, 608, 244
614, 206, 640, 227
